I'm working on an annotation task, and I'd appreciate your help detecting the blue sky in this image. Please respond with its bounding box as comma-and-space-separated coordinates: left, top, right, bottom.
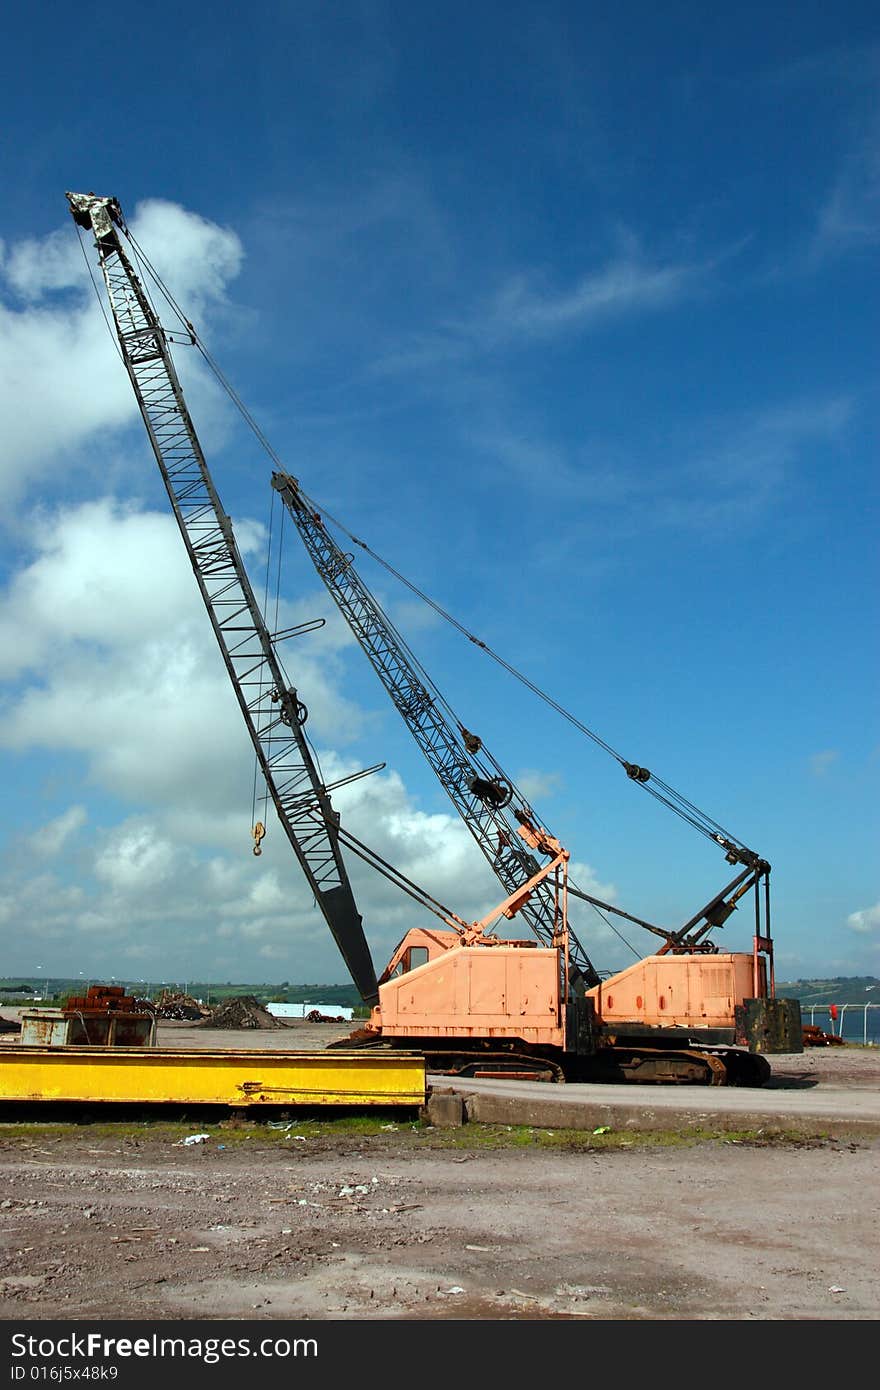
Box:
0, 2, 877, 990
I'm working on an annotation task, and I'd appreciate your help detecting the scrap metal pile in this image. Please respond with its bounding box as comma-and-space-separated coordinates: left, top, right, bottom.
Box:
802, 1023, 847, 1047
152, 990, 210, 1022
201, 996, 282, 1029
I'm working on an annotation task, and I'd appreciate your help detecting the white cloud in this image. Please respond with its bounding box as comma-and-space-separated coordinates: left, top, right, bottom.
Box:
0, 499, 369, 810
846, 902, 880, 937
331, 764, 498, 919
0, 761, 531, 983
125, 200, 243, 312
0, 500, 201, 678
569, 859, 617, 905
0, 294, 133, 503
479, 257, 694, 342
810, 131, 880, 264
515, 769, 564, 802
0, 491, 559, 981
94, 822, 178, 891
0, 199, 243, 509
29, 805, 87, 857
4, 227, 85, 299
370, 238, 711, 376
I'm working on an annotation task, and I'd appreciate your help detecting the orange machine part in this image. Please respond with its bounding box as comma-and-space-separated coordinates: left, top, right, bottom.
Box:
370, 929, 566, 1046
586, 953, 767, 1029
367, 929, 770, 1047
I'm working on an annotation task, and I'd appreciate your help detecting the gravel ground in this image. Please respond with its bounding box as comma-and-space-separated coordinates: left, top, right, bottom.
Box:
0, 1020, 877, 1323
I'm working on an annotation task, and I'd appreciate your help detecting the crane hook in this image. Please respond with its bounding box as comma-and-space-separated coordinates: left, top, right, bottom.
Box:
252, 822, 266, 856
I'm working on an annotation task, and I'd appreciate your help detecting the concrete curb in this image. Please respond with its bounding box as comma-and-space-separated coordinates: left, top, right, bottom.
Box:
427, 1076, 880, 1135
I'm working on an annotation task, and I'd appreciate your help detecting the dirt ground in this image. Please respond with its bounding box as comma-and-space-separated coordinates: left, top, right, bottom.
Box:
0, 1017, 878, 1323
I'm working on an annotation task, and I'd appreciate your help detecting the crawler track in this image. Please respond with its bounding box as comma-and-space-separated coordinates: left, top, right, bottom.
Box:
327, 1035, 772, 1087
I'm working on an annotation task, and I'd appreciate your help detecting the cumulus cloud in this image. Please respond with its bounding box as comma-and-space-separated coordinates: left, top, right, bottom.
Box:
3, 226, 85, 299
124, 200, 243, 313
846, 902, 880, 936
0, 493, 549, 981
94, 822, 179, 891
0, 199, 243, 508
0, 498, 370, 808
0, 761, 527, 983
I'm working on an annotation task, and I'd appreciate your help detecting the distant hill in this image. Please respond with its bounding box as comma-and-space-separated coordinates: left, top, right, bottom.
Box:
777, 977, 879, 1007
0, 978, 365, 1008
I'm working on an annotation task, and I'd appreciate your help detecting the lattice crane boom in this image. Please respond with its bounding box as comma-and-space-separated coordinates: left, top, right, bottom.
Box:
67, 192, 378, 1004
271, 470, 602, 991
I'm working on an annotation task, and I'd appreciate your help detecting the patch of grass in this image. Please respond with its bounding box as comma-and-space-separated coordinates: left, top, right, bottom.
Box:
0, 1107, 856, 1153
409, 1122, 841, 1152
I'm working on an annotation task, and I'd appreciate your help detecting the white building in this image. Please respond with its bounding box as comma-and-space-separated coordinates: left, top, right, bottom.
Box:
266, 1002, 353, 1020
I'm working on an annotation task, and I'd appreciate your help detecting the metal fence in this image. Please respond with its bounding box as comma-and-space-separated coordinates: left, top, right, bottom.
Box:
800, 1003, 880, 1045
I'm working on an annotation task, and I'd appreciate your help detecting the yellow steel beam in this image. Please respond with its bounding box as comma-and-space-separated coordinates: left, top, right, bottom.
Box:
0, 1047, 426, 1107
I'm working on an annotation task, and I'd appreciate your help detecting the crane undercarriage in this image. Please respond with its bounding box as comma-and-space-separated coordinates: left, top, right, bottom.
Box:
331, 1032, 773, 1086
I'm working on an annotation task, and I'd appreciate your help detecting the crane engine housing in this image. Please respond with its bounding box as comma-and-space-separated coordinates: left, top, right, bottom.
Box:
347, 925, 800, 1085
